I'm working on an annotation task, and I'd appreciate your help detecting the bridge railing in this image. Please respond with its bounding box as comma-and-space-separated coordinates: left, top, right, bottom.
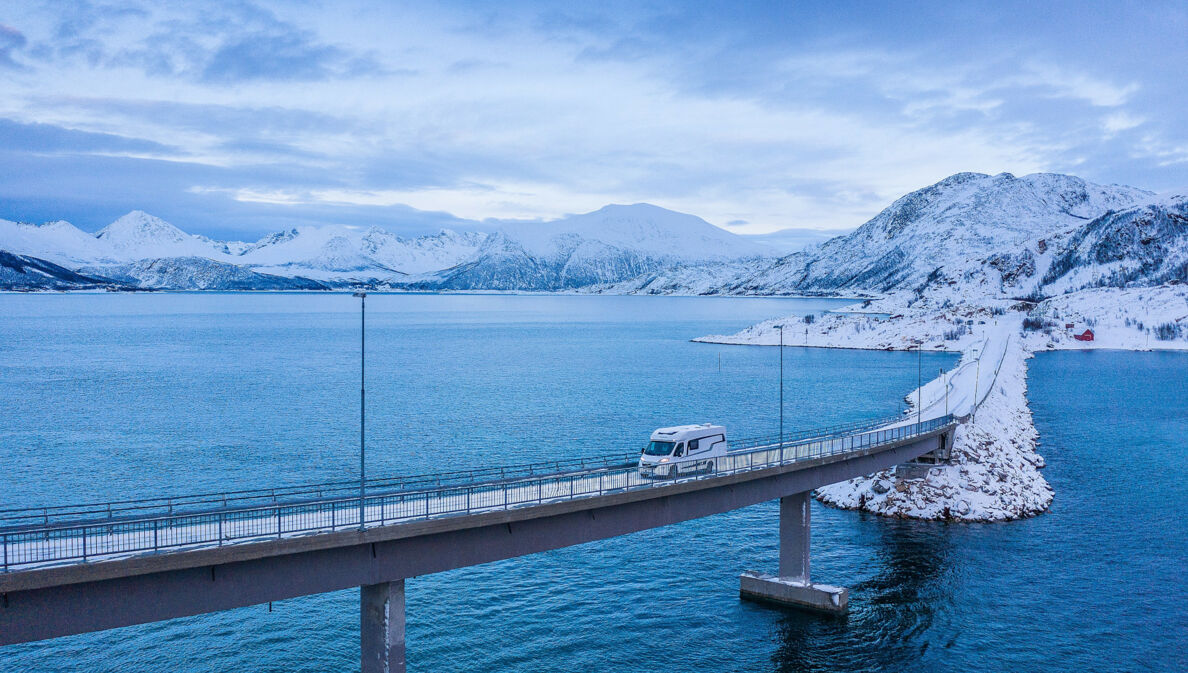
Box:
729, 412, 905, 452
0, 413, 906, 532
0, 415, 954, 572
0, 453, 646, 531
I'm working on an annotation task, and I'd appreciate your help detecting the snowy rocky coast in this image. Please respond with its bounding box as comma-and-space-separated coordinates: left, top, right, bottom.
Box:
696, 282, 1188, 521
696, 304, 1052, 521
818, 335, 1051, 522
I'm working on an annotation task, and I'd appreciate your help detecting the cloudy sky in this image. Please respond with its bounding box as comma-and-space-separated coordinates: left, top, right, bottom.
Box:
1, 1, 1185, 240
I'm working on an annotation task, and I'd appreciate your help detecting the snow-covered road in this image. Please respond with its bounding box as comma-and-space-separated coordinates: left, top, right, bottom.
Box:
905, 318, 1017, 421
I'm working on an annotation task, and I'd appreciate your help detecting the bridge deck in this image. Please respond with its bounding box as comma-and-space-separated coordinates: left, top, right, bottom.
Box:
0, 415, 956, 645
1, 415, 952, 577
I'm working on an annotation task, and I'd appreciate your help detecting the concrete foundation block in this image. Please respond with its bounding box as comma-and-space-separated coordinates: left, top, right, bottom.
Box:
739, 571, 848, 614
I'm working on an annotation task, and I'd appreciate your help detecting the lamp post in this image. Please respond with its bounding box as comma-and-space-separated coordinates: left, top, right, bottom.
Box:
916, 341, 922, 427
775, 324, 784, 447
353, 291, 367, 530
973, 356, 981, 422
942, 367, 948, 417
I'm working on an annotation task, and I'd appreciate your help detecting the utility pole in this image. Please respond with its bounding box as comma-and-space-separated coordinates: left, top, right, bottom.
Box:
353, 291, 367, 530
776, 325, 784, 447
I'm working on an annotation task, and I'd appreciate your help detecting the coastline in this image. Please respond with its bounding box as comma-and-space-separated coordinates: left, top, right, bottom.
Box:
693, 284, 1188, 522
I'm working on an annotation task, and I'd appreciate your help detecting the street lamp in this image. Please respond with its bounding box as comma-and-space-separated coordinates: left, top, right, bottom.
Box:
915, 340, 922, 427
775, 324, 784, 447
353, 291, 367, 530
941, 367, 948, 417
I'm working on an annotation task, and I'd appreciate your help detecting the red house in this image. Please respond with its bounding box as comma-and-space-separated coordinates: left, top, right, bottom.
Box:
1074, 329, 1094, 342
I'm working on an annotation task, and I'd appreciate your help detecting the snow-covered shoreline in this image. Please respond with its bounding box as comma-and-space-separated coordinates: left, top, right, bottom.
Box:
694, 284, 1188, 522
817, 334, 1052, 521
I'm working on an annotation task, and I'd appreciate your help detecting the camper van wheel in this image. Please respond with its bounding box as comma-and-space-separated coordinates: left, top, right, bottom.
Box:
705, 461, 714, 474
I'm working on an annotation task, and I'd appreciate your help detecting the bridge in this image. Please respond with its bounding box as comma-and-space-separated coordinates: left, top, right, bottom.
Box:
0, 412, 956, 671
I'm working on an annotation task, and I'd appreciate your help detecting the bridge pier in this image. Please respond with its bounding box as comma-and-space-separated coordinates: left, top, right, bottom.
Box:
739, 491, 848, 614
361, 579, 405, 673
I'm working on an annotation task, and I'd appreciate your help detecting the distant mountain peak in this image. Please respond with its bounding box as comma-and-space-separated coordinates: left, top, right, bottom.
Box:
91, 211, 234, 262
97, 211, 189, 245
499, 202, 772, 261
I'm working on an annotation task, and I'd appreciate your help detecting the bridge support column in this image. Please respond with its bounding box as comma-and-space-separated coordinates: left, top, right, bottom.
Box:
739, 491, 848, 614
361, 579, 405, 673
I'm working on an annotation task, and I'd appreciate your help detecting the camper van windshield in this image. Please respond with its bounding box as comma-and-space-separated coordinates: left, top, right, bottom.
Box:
644, 441, 676, 456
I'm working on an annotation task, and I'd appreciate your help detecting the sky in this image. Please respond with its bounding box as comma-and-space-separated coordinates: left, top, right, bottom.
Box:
1, 0, 1186, 240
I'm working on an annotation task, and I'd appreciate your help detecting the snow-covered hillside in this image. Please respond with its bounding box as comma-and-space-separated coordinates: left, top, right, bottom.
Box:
577, 258, 772, 296
0, 251, 126, 291
85, 257, 328, 291
0, 219, 115, 266
502, 204, 770, 261
602, 172, 1159, 299
414, 204, 774, 291
236, 226, 485, 281
1037, 197, 1188, 295
2, 203, 774, 291
95, 211, 236, 262
3, 174, 1182, 294
768, 172, 1152, 294
1021, 285, 1188, 350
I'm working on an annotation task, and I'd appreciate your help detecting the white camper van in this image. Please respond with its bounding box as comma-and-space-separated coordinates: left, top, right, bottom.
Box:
639, 424, 727, 478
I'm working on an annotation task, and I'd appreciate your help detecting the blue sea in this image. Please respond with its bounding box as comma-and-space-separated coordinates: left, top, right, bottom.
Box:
0, 293, 1184, 672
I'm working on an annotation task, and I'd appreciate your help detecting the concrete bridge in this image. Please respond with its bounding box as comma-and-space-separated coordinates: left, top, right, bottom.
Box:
0, 415, 955, 672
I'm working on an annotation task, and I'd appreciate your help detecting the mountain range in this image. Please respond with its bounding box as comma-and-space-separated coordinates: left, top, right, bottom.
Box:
591, 172, 1186, 300
0, 204, 773, 291
2, 172, 1185, 297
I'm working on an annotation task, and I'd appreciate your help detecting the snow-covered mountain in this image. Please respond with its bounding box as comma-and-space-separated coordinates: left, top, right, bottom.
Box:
85, 257, 328, 291
238, 226, 484, 281
5, 176, 1183, 295
732, 172, 1153, 294
603, 172, 1162, 298
1, 203, 771, 291
0, 211, 245, 267
0, 212, 488, 285
1037, 197, 1188, 295
95, 211, 236, 262
414, 204, 772, 291
501, 204, 770, 261
0, 251, 126, 291
0, 219, 113, 266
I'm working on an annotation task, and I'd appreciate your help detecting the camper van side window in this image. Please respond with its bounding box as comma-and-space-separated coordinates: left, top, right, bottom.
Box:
688, 439, 699, 452
674, 443, 684, 457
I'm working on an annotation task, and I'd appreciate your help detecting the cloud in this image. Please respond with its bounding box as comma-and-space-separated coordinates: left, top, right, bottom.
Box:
1, 1, 1186, 238
26, 1, 386, 83
201, 28, 383, 83
1014, 63, 1139, 107
0, 118, 175, 155
0, 150, 478, 239
0, 23, 27, 68
1102, 112, 1144, 134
